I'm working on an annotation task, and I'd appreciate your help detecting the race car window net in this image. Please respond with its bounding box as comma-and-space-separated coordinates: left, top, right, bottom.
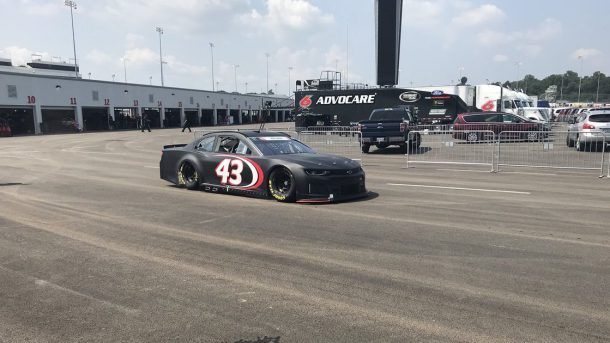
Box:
252, 138, 314, 155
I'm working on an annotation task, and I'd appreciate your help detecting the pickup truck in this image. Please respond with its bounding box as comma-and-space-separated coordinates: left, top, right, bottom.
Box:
358, 107, 421, 153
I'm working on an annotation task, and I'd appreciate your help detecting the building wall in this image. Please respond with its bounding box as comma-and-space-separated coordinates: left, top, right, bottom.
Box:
0, 71, 292, 134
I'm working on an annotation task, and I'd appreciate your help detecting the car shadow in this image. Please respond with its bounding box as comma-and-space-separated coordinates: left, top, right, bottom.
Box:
0, 183, 27, 187
368, 147, 434, 155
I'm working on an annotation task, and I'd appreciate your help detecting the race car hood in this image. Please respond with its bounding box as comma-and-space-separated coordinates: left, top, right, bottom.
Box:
273, 153, 360, 170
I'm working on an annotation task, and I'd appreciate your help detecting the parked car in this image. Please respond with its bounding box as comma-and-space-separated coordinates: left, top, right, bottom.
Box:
566, 109, 610, 151
358, 107, 420, 153
452, 112, 548, 142
0, 118, 12, 137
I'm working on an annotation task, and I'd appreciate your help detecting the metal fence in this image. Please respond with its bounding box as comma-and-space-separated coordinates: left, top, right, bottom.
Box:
297, 130, 362, 161
406, 130, 496, 171
497, 130, 607, 174
405, 128, 609, 176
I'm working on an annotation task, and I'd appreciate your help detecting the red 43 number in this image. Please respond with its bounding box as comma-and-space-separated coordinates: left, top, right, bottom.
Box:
215, 159, 243, 185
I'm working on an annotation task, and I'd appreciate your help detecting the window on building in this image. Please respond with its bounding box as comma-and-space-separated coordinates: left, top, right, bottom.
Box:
92, 90, 99, 101
7, 85, 17, 98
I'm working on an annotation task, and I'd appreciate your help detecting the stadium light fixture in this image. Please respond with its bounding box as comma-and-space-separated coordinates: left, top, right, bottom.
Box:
233, 64, 239, 92
156, 27, 164, 86
64, 0, 78, 78
209, 42, 215, 91
265, 52, 270, 94
288, 66, 293, 95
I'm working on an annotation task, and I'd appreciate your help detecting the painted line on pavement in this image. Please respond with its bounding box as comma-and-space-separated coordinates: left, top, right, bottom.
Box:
387, 183, 531, 195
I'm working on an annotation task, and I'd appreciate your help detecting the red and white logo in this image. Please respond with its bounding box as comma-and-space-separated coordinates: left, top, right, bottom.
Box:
481, 100, 495, 111
299, 95, 313, 108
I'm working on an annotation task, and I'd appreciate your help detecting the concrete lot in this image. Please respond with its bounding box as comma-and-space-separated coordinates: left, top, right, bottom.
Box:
1, 124, 610, 342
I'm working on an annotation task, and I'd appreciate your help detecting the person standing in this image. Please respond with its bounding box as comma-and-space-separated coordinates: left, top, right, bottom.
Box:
141, 113, 151, 132
181, 118, 192, 132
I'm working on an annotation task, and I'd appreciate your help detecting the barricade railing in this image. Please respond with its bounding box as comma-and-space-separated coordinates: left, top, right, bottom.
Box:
497, 130, 607, 176
406, 130, 496, 171
297, 130, 362, 162
305, 126, 356, 132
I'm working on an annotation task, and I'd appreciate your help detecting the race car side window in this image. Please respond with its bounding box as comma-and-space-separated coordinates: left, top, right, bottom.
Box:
234, 140, 252, 155
196, 136, 216, 152
216, 136, 240, 153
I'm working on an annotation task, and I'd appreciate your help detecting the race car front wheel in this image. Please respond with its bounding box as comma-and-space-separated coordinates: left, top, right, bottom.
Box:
178, 162, 199, 190
268, 167, 295, 202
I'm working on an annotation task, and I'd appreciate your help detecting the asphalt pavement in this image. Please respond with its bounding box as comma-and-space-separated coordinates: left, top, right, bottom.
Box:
1, 124, 609, 342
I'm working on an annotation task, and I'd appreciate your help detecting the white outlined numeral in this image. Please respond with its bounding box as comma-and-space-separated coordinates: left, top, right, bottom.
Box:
215, 159, 244, 185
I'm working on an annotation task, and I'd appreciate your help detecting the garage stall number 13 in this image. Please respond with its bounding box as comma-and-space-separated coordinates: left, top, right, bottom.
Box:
215, 158, 244, 185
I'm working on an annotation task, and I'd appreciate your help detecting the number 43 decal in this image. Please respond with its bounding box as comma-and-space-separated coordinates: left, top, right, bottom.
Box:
215, 158, 244, 185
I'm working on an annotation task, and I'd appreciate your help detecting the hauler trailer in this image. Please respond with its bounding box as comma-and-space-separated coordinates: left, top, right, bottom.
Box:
294, 87, 468, 127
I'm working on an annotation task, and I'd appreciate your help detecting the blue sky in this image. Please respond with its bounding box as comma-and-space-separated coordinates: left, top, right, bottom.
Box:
0, 0, 607, 94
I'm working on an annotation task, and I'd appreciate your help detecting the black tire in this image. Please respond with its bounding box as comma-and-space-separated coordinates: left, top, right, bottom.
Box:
178, 161, 199, 190
268, 167, 295, 202
466, 132, 479, 143
361, 144, 370, 153
566, 134, 575, 147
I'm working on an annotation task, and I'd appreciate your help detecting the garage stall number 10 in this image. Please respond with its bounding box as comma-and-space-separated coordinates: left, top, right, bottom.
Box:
215, 158, 244, 185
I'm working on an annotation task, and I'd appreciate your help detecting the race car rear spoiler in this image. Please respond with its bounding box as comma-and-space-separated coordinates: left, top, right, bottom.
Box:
163, 143, 187, 150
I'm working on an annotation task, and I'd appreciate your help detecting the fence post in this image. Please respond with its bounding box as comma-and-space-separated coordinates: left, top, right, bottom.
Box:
405, 132, 411, 169
495, 132, 501, 173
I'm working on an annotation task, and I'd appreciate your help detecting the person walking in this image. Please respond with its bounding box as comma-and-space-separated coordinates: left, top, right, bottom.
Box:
181, 118, 192, 132
141, 113, 151, 132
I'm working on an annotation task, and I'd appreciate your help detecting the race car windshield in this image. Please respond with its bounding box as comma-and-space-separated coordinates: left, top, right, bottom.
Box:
251, 137, 315, 155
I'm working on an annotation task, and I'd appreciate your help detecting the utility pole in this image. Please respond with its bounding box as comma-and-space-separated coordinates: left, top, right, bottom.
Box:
64, 0, 78, 78
156, 27, 164, 86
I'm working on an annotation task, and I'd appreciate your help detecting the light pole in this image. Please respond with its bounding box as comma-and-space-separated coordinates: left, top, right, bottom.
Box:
88, 72, 91, 79
64, 0, 78, 78
149, 76, 152, 85
274, 83, 278, 94
596, 72, 601, 103
560, 73, 564, 100
233, 64, 239, 92
288, 66, 293, 95
122, 57, 128, 83
112, 74, 115, 82
515, 62, 522, 90
458, 66, 464, 79
209, 42, 215, 91
245, 82, 248, 93
156, 27, 164, 86
265, 52, 270, 94
216, 81, 220, 91
577, 55, 583, 103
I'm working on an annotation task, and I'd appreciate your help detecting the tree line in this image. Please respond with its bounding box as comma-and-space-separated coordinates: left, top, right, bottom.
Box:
492, 71, 610, 103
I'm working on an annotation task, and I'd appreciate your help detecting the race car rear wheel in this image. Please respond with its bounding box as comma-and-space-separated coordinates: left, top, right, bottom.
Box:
178, 162, 199, 190
268, 167, 295, 202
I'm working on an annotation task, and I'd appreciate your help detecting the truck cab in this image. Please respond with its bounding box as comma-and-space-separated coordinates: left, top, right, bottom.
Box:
358, 107, 421, 153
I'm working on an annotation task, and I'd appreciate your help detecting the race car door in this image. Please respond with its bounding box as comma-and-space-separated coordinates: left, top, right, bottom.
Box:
207, 134, 264, 191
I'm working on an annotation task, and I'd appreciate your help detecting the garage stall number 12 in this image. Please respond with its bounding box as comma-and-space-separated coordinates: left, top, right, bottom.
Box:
215, 158, 244, 185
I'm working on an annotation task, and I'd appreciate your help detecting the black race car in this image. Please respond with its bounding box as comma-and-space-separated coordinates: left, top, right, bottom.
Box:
159, 130, 367, 203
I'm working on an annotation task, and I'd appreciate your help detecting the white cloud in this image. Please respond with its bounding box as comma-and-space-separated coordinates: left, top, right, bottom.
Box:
492, 54, 508, 62
86, 49, 112, 65
0, 46, 50, 66
402, 0, 443, 27
123, 48, 157, 64
452, 4, 504, 27
570, 48, 602, 60
476, 17, 561, 47
238, 0, 334, 38
18, 0, 62, 16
